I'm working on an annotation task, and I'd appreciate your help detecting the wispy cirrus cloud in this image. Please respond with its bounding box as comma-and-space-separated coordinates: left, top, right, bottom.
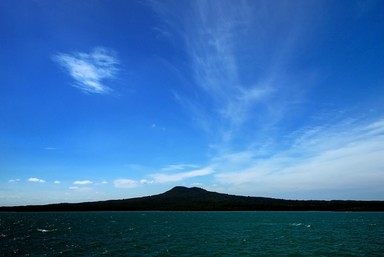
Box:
149, 166, 214, 184
54, 47, 119, 94
44, 147, 57, 150
161, 164, 200, 171
73, 180, 93, 185
28, 177, 46, 183
149, 0, 314, 147
148, 1, 383, 200
213, 118, 384, 199
69, 186, 92, 192
113, 166, 213, 188
114, 179, 138, 188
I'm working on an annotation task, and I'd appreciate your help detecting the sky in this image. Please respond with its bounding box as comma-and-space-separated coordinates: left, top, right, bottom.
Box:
1, 0, 384, 206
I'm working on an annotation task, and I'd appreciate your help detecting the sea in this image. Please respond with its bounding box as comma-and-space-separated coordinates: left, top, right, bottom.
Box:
0, 211, 383, 256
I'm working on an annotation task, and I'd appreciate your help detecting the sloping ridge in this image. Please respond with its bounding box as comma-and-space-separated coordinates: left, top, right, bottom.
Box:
1, 186, 383, 212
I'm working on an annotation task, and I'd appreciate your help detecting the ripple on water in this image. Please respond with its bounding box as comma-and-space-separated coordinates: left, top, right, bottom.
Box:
0, 212, 383, 256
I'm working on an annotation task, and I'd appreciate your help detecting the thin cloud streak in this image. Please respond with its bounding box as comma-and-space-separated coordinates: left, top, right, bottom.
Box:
54, 47, 119, 94
161, 164, 200, 171
73, 180, 93, 185
44, 147, 57, 150
213, 118, 384, 199
184, 1, 271, 135
69, 186, 92, 192
149, 0, 314, 147
149, 166, 214, 183
113, 166, 214, 188
114, 179, 138, 188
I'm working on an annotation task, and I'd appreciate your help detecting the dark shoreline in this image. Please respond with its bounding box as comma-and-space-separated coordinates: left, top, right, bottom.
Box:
1, 186, 383, 212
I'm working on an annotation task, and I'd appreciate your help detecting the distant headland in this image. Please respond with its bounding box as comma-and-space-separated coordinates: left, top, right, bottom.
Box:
1, 186, 383, 212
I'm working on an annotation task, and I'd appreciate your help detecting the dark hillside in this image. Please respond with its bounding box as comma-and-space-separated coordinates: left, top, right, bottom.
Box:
1, 186, 383, 212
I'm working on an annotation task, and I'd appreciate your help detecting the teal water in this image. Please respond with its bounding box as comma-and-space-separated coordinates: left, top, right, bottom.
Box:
1, 211, 383, 256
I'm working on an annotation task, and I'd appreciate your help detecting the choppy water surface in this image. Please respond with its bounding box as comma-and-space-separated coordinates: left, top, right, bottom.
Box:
1, 211, 383, 256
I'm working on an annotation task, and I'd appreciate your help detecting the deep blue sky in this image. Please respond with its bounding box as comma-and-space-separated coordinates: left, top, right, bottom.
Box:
1, 0, 384, 205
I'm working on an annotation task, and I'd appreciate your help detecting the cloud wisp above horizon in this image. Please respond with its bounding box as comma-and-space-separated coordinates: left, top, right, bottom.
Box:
114, 166, 214, 189
54, 47, 119, 94
212, 118, 384, 199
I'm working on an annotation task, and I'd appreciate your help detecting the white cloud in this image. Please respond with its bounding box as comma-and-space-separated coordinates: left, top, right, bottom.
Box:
139, 179, 154, 184
8, 179, 20, 183
73, 180, 93, 185
149, 166, 214, 184
94, 180, 108, 186
136, 1, 383, 200
161, 164, 200, 171
113, 166, 213, 187
213, 118, 384, 199
69, 186, 92, 192
185, 3, 265, 131
114, 179, 138, 188
28, 178, 46, 183
54, 47, 119, 94
53, 181, 61, 184
150, 1, 300, 146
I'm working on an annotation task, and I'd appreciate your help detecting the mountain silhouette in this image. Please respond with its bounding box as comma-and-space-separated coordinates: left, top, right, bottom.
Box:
1, 186, 383, 212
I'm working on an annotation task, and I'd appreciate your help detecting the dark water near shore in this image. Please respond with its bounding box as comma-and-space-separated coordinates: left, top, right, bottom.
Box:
1, 211, 383, 256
